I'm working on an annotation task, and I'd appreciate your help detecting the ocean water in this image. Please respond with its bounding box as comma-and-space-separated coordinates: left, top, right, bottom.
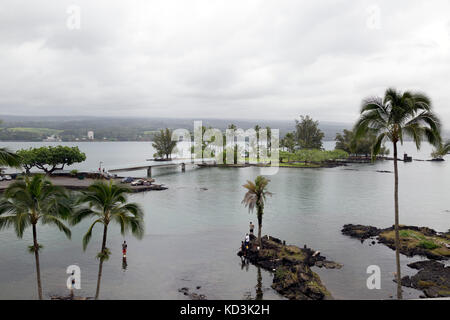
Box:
0, 141, 449, 299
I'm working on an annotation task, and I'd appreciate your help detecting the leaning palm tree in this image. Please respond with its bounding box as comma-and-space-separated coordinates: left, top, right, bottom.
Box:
242, 176, 272, 249
71, 181, 144, 300
0, 147, 21, 167
0, 174, 71, 299
354, 88, 441, 299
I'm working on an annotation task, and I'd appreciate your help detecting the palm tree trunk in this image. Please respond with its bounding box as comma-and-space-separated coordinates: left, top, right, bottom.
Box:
95, 224, 108, 300
257, 210, 263, 249
256, 266, 263, 300
32, 223, 43, 300
393, 141, 402, 299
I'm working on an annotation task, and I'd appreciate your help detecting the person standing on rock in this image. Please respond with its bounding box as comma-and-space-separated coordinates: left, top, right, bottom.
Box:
249, 222, 255, 236
245, 233, 250, 250
241, 241, 246, 258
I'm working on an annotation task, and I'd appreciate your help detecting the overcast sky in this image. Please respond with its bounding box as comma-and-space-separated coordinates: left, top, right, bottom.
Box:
1, 0, 449, 126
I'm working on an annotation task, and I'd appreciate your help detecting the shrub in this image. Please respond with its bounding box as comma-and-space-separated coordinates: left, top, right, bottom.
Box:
418, 240, 439, 250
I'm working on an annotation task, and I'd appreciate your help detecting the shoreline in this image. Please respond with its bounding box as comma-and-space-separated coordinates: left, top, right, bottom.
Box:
342, 224, 450, 298
0, 174, 167, 193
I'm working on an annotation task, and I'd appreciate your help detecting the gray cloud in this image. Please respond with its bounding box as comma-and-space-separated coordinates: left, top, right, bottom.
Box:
0, 0, 449, 127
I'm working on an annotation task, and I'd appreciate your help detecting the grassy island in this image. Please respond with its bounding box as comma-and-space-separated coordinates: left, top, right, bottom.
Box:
238, 235, 341, 300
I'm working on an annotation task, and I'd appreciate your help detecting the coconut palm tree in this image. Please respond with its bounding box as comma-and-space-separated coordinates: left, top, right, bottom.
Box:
254, 125, 261, 162
242, 176, 272, 249
0, 174, 71, 299
71, 181, 144, 300
431, 140, 450, 159
0, 147, 21, 167
354, 88, 441, 299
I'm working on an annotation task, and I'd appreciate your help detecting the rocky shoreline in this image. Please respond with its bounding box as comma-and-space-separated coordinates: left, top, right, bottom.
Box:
237, 235, 341, 300
401, 260, 450, 298
342, 224, 450, 260
342, 224, 450, 297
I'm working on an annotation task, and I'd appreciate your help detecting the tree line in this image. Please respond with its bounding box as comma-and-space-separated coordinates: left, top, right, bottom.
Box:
0, 174, 144, 300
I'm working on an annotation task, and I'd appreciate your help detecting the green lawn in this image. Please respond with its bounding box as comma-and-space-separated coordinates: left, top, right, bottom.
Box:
280, 149, 348, 163
6, 127, 63, 136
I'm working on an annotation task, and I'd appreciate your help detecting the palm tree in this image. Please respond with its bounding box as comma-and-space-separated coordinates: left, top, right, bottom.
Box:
431, 140, 450, 159
254, 125, 261, 162
0, 175, 71, 299
242, 176, 272, 249
354, 88, 441, 299
0, 147, 21, 167
72, 181, 144, 299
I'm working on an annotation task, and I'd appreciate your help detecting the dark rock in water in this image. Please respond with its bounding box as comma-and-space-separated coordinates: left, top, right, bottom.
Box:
341, 224, 381, 241
178, 287, 207, 300
315, 260, 343, 269
50, 295, 91, 300
401, 260, 450, 298
237, 235, 340, 300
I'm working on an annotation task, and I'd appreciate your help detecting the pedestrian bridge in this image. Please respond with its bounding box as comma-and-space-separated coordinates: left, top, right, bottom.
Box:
107, 158, 216, 177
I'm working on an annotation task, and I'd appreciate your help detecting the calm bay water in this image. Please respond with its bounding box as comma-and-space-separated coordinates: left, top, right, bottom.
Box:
0, 141, 449, 300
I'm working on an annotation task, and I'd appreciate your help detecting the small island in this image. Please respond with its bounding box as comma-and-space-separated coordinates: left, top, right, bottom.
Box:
238, 235, 341, 300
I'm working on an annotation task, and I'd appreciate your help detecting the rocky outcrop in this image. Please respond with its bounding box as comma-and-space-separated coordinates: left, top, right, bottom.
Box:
342, 224, 450, 260
50, 295, 91, 300
401, 260, 450, 298
238, 235, 341, 300
341, 224, 381, 241
178, 287, 207, 300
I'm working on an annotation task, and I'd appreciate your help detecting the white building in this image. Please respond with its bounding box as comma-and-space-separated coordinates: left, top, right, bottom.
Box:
43, 135, 61, 142
87, 131, 94, 140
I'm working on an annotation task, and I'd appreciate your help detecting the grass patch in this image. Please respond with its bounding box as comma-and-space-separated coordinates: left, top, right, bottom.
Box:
280, 149, 348, 163
418, 240, 440, 250
417, 280, 435, 288
279, 245, 307, 261
381, 229, 450, 257
6, 127, 63, 136
279, 162, 320, 168
274, 268, 288, 280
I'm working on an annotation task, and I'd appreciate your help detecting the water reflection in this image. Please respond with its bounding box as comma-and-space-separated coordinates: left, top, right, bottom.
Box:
240, 258, 249, 271
122, 257, 128, 271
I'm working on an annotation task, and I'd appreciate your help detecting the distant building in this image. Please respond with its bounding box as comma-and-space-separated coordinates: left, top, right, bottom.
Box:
87, 131, 94, 140
43, 135, 62, 142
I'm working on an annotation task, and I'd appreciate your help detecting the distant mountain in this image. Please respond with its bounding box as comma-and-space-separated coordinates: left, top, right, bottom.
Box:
0, 115, 350, 141
1, 115, 447, 141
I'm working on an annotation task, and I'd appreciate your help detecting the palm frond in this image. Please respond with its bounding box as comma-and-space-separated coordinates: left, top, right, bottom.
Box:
82, 219, 103, 251
0, 147, 21, 168
70, 207, 96, 225
41, 215, 71, 239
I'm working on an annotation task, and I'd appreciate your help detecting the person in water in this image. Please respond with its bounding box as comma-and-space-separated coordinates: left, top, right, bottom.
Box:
241, 241, 246, 257
249, 222, 255, 236
122, 241, 127, 257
